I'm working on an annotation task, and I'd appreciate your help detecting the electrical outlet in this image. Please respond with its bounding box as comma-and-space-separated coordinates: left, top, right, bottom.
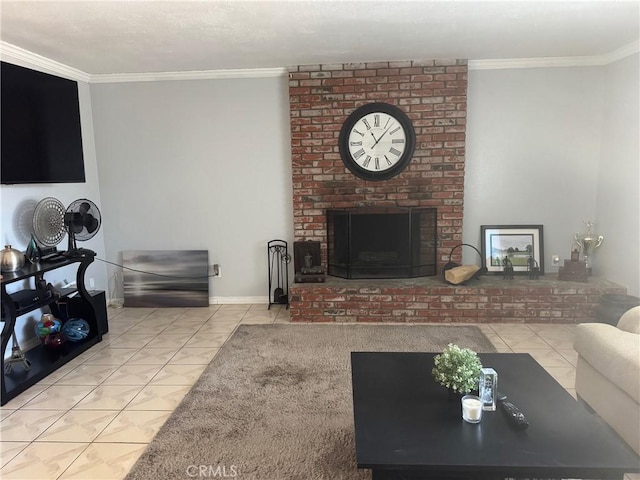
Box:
212, 264, 221, 277
551, 255, 560, 266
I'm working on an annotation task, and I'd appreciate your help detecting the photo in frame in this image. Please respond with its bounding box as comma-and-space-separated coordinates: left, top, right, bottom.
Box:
481, 225, 544, 275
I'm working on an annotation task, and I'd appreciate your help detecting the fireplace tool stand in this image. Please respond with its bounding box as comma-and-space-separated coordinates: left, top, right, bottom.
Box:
267, 240, 291, 310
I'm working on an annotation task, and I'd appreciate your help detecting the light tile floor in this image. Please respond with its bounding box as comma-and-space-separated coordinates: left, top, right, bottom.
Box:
0, 304, 637, 479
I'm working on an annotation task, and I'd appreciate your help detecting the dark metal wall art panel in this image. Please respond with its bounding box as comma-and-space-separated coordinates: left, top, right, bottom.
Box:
123, 250, 209, 307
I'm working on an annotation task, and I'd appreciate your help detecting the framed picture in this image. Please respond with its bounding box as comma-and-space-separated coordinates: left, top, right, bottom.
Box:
481, 225, 544, 275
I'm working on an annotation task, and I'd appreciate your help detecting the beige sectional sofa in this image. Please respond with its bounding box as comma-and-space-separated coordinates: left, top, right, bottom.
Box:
574, 306, 640, 454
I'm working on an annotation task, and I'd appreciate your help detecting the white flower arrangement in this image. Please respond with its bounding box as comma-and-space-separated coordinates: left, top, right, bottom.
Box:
432, 343, 483, 394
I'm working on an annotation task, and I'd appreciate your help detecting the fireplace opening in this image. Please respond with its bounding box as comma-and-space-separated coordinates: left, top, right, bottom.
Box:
327, 207, 437, 279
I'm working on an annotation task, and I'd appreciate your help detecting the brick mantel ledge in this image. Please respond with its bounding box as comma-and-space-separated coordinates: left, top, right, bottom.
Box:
289, 276, 625, 324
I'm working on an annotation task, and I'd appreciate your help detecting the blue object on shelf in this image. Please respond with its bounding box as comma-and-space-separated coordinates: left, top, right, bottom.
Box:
61, 318, 90, 342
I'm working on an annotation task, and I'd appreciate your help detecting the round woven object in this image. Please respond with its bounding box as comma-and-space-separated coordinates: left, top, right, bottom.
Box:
32, 197, 66, 246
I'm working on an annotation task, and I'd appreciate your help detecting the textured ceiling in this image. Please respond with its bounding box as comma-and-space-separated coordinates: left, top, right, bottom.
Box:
1, 1, 639, 75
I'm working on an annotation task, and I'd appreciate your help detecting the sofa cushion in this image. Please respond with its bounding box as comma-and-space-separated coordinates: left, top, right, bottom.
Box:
617, 306, 640, 334
574, 323, 640, 403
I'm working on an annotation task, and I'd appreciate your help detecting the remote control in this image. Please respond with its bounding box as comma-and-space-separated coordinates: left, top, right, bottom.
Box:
501, 401, 529, 430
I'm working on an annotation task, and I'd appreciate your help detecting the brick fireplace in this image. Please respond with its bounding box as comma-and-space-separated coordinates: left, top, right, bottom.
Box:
289, 59, 467, 267
287, 59, 623, 323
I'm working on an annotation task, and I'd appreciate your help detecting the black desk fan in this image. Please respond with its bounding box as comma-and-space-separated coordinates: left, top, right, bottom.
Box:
63, 199, 101, 258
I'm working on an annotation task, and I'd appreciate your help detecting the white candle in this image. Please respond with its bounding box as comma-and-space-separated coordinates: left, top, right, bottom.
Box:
462, 395, 483, 423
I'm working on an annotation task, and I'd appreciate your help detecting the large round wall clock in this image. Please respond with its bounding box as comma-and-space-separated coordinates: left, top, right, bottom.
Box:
338, 102, 416, 181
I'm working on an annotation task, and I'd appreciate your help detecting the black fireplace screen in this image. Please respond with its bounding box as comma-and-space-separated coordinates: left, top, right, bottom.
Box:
327, 207, 437, 279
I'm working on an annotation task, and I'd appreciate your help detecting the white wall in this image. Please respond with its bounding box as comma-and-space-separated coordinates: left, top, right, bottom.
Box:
1, 57, 107, 353
464, 66, 606, 273
90, 76, 293, 303
91, 61, 636, 302
4, 55, 635, 310
595, 53, 640, 297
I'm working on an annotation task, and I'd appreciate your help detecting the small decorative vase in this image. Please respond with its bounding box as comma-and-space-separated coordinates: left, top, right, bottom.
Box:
1, 245, 25, 272
44, 333, 66, 349
35, 315, 62, 341
61, 318, 90, 342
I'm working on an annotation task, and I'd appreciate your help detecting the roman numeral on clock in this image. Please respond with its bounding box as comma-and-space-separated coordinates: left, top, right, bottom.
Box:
350, 141, 362, 147
353, 148, 365, 160
362, 119, 372, 130
389, 147, 402, 156
363, 155, 371, 168
391, 139, 405, 144
390, 126, 401, 135
354, 128, 365, 137
374, 115, 380, 127
375, 157, 380, 170
384, 155, 393, 166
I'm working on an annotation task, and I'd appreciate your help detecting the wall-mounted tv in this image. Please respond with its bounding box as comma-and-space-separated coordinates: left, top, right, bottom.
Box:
1, 61, 86, 185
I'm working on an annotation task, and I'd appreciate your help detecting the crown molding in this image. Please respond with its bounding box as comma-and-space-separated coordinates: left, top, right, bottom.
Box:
469, 56, 602, 70
604, 40, 640, 64
3, 39, 637, 80
469, 40, 639, 70
89, 68, 287, 83
0, 42, 91, 82
0, 41, 287, 82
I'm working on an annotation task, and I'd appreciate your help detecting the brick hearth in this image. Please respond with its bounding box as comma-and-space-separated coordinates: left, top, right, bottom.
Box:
289, 276, 624, 324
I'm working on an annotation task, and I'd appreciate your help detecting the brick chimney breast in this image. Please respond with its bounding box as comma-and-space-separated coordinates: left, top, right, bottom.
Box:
289, 60, 468, 272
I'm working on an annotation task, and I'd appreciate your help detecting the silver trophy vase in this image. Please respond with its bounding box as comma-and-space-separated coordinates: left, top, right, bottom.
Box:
574, 221, 604, 273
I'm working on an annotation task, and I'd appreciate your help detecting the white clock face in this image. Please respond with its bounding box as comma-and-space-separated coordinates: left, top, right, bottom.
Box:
347, 112, 407, 172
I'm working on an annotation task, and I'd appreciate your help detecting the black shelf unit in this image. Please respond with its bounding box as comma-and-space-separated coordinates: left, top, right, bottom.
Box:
1, 253, 105, 406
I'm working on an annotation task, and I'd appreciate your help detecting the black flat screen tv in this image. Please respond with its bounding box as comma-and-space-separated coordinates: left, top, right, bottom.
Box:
1, 61, 86, 184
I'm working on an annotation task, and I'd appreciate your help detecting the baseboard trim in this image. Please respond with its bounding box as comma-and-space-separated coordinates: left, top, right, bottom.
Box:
107, 296, 269, 306
210, 296, 269, 305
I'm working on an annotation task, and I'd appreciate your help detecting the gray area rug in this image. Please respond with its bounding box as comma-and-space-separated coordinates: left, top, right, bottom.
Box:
126, 324, 496, 480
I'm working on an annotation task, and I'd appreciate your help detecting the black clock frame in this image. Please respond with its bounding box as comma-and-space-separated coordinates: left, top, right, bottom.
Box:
338, 102, 416, 181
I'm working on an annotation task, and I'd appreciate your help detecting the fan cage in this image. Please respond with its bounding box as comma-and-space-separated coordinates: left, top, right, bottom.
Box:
65, 199, 102, 242
32, 197, 66, 247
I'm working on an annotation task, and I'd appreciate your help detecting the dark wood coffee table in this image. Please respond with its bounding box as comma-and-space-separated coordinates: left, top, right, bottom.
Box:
351, 352, 640, 480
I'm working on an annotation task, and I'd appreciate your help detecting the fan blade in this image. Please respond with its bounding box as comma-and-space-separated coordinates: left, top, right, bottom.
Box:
65, 212, 84, 234
84, 214, 99, 234
79, 202, 91, 215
